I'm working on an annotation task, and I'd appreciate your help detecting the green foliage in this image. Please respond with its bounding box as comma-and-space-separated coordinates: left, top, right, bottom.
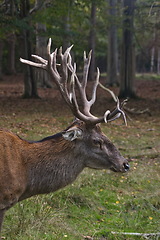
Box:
1, 0, 160, 74
0, 7, 32, 39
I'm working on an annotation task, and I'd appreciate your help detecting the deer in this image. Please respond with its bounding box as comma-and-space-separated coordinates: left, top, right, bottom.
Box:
0, 38, 129, 236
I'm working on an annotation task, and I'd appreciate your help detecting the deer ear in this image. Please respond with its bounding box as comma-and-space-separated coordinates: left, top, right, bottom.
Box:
62, 127, 83, 141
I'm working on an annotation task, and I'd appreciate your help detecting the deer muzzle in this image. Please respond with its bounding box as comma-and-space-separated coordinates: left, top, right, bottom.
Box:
110, 159, 130, 173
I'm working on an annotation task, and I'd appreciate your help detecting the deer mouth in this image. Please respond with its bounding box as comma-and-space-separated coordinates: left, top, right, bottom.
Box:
109, 166, 118, 172
110, 162, 130, 173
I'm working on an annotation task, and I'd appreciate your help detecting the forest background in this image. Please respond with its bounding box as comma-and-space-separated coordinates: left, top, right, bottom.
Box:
0, 0, 160, 98
0, 0, 160, 239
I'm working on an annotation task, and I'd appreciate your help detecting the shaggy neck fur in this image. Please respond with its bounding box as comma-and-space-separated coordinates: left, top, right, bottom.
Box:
19, 133, 84, 201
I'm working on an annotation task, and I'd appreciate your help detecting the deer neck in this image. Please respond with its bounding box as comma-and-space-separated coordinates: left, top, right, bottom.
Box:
20, 134, 84, 200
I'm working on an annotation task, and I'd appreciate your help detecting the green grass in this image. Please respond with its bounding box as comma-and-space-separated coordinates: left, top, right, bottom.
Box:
135, 73, 160, 80
1, 110, 160, 240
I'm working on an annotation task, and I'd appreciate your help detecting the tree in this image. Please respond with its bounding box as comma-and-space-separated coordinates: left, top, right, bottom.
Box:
106, 0, 118, 86
0, 40, 3, 80
35, 0, 52, 88
8, 33, 16, 75
88, 1, 96, 81
7, 0, 16, 75
0, 0, 16, 78
0, 0, 39, 97
17, 0, 39, 98
119, 0, 137, 98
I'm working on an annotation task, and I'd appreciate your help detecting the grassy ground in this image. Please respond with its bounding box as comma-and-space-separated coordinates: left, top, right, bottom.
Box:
0, 74, 160, 239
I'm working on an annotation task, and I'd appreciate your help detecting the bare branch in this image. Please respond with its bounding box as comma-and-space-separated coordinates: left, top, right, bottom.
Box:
111, 231, 160, 239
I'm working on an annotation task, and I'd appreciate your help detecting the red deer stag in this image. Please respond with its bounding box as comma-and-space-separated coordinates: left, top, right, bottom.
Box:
0, 38, 129, 236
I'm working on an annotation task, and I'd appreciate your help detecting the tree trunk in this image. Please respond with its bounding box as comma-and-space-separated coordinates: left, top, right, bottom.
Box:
150, 32, 155, 72
63, 14, 70, 51
106, 0, 118, 86
150, 46, 155, 72
88, 2, 96, 81
17, 30, 39, 98
0, 40, 3, 81
36, 24, 52, 88
35, 0, 52, 88
18, 0, 39, 98
119, 43, 136, 98
8, 33, 16, 74
18, 30, 32, 98
119, 0, 137, 98
157, 48, 160, 75
7, 0, 16, 75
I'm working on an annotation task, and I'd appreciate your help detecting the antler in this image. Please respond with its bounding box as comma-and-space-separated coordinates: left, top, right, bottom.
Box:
20, 38, 127, 125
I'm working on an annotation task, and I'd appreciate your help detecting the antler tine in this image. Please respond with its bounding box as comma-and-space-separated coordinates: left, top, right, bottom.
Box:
51, 48, 59, 76
68, 62, 99, 124
46, 39, 61, 85
67, 53, 82, 91
59, 46, 62, 55
31, 55, 48, 65
104, 98, 128, 126
89, 67, 100, 107
20, 38, 60, 84
47, 38, 51, 56
82, 50, 92, 89
69, 63, 79, 111
46, 38, 53, 72
20, 57, 47, 70
58, 45, 74, 87
70, 50, 95, 117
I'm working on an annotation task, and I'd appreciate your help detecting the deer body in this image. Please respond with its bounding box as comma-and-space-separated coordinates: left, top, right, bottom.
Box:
0, 120, 129, 234
0, 121, 128, 210
0, 126, 82, 210
0, 39, 129, 235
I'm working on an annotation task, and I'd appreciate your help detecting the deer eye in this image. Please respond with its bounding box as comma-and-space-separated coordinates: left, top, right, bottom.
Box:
93, 139, 103, 149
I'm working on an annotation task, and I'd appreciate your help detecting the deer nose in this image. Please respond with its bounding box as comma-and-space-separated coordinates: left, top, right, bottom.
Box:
123, 162, 130, 172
